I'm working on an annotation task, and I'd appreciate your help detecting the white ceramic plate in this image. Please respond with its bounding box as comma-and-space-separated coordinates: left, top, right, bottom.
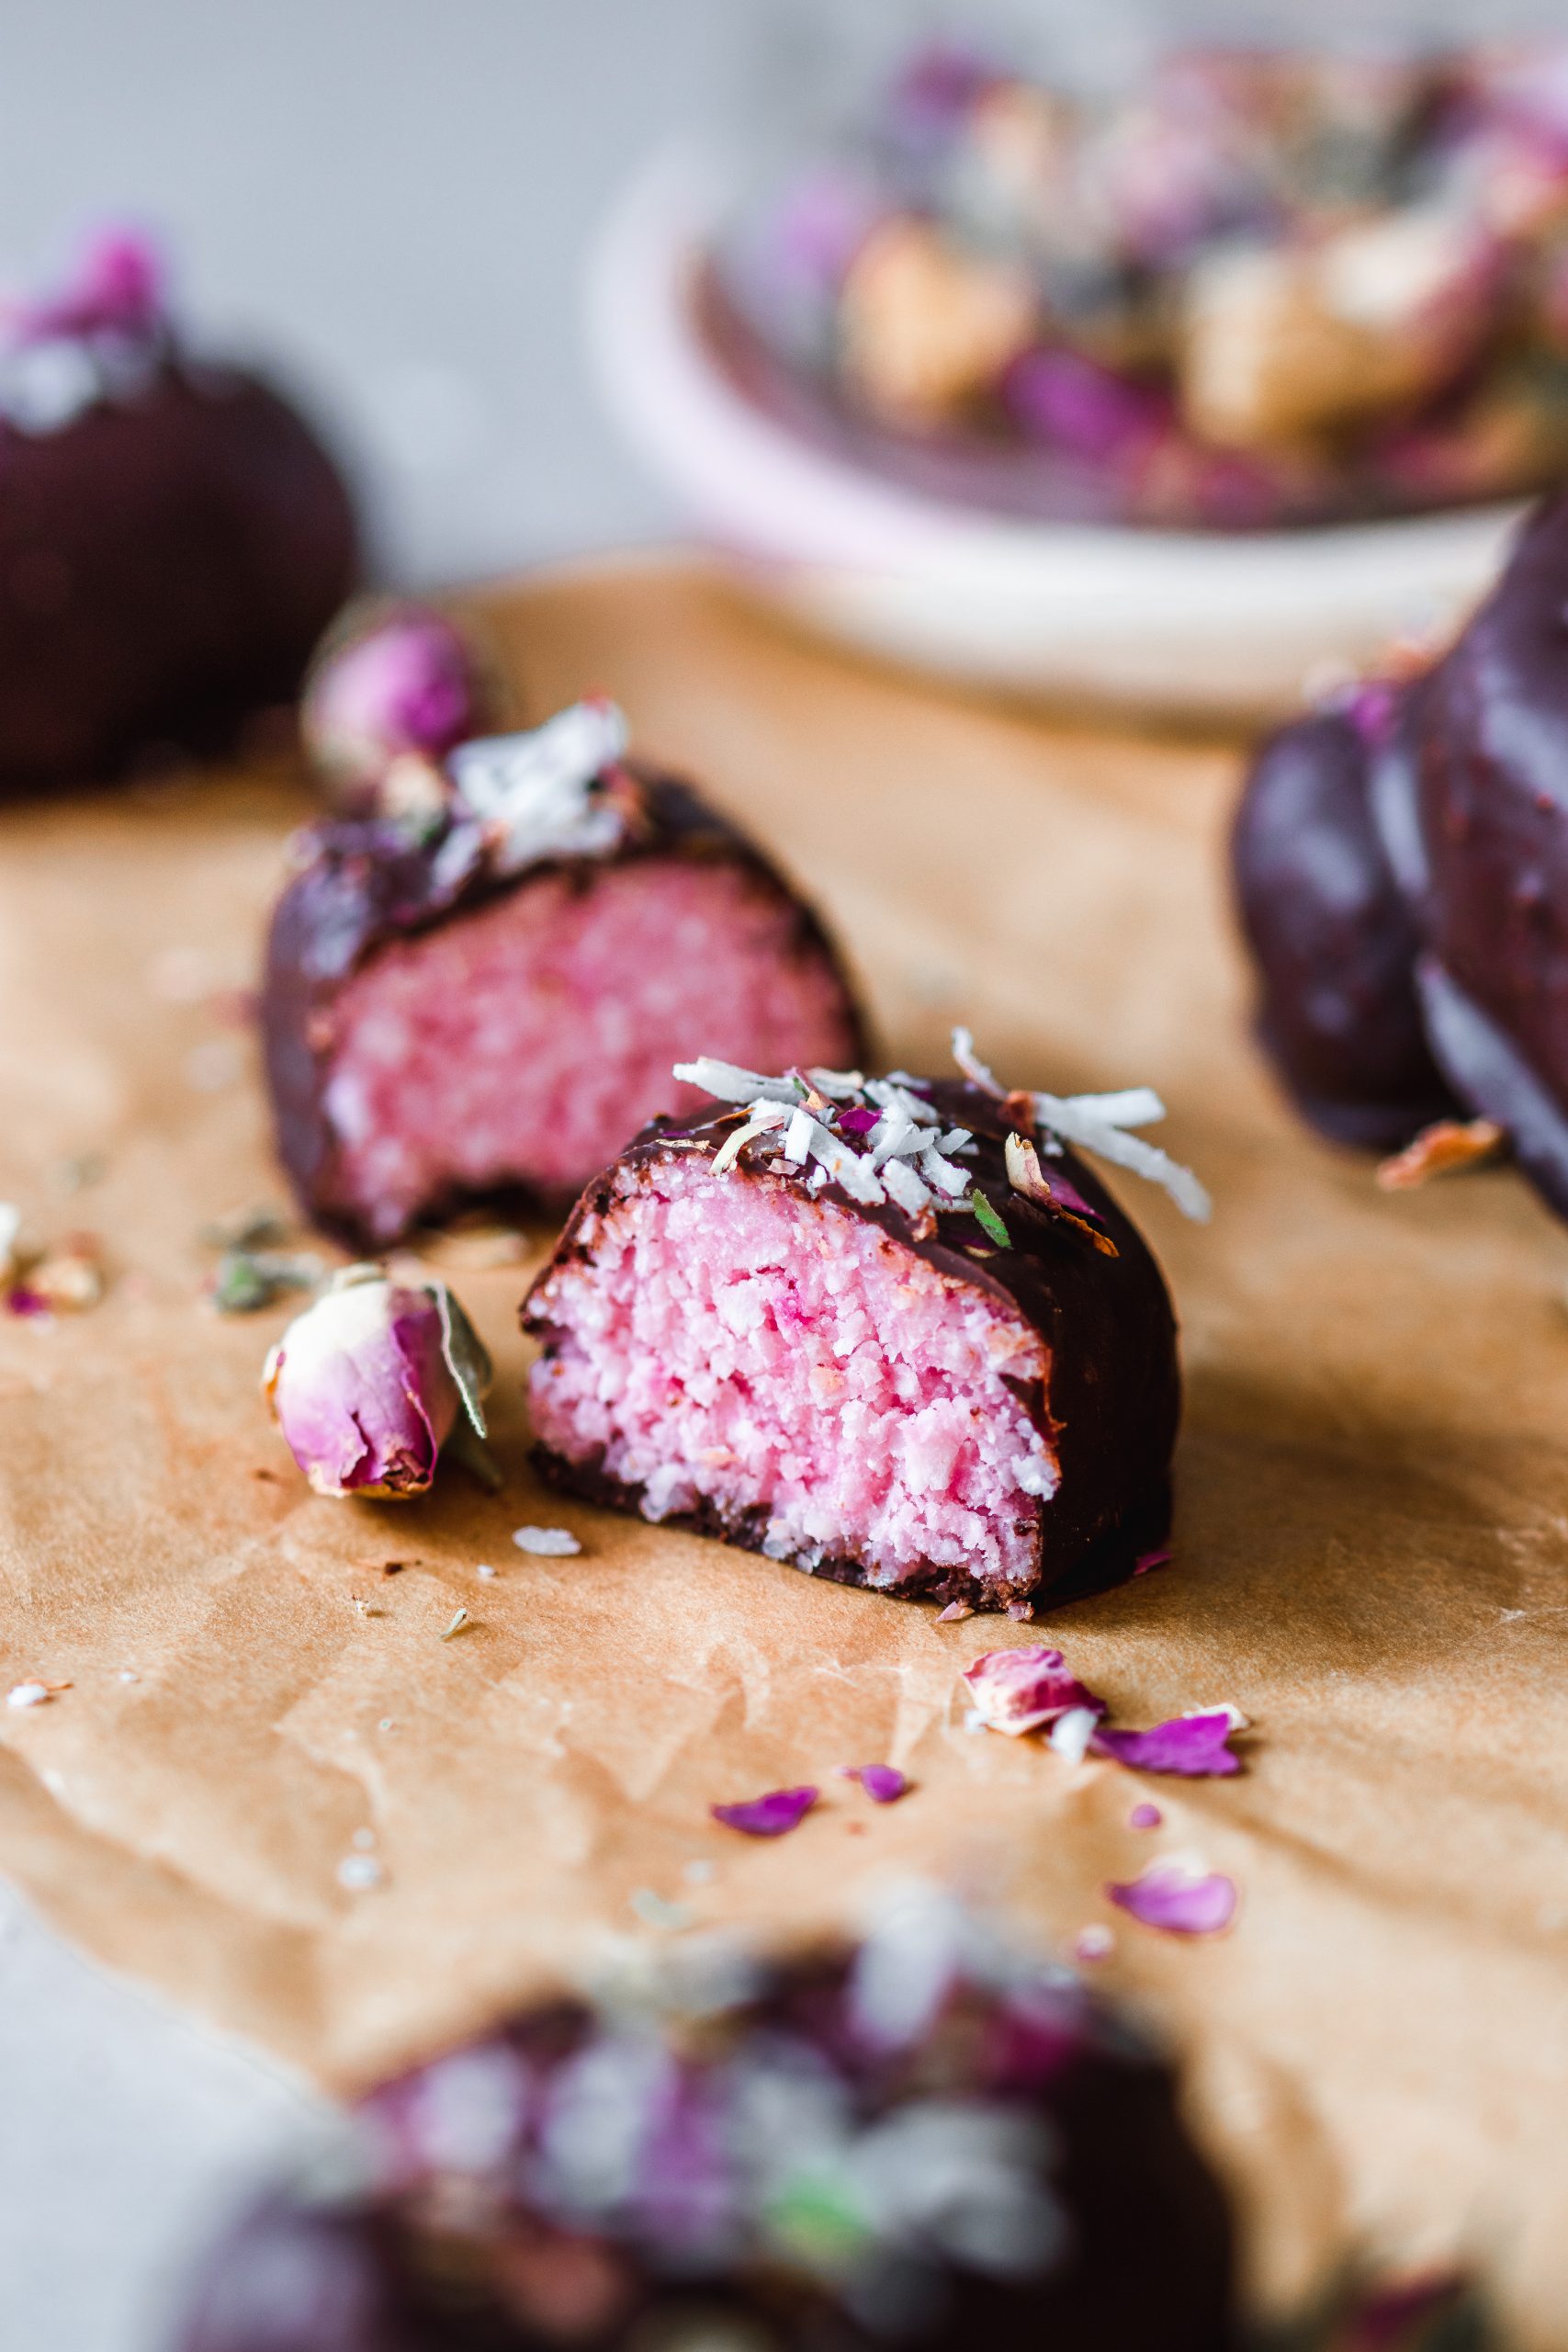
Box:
586, 151, 1527, 723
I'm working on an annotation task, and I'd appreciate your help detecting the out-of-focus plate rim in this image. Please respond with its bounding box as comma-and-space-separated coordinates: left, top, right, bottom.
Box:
585, 149, 1527, 718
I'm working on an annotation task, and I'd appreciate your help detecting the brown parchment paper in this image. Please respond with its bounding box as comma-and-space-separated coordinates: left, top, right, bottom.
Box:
2, 560, 1567, 2340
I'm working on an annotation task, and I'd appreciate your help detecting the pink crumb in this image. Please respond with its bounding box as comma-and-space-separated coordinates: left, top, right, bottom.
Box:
1129, 1802, 1163, 1829
528, 1158, 1057, 1595
318, 859, 858, 1240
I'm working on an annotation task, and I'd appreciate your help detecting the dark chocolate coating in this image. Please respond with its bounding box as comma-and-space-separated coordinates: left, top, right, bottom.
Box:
1405, 493, 1568, 1216
0, 358, 358, 791
174, 1942, 1235, 2352
524, 1078, 1179, 1613
262, 771, 869, 1250
1231, 697, 1455, 1149
1235, 491, 1568, 1218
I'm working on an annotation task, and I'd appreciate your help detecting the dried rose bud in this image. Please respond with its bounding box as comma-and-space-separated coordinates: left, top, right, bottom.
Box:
27, 1234, 105, 1311
301, 603, 491, 815
263, 1265, 491, 1500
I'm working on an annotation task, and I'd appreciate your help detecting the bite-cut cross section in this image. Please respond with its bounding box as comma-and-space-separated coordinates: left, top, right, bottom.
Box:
525, 1152, 1057, 1599
314, 858, 859, 1241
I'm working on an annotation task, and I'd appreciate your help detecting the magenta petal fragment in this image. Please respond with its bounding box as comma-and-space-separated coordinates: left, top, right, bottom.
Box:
1129, 1802, 1163, 1829
1133, 1546, 1171, 1577
837, 1105, 879, 1136
710, 1785, 818, 1838
1091, 1711, 1241, 1778
839, 1763, 908, 1804
962, 1645, 1106, 1736
1106, 1864, 1237, 1938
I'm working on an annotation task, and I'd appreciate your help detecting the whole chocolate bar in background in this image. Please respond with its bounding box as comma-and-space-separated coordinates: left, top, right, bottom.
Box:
1231, 694, 1456, 1151
0, 232, 358, 793
525, 1064, 1182, 1614
264, 706, 865, 1249
1232, 490, 1568, 1218
173, 1904, 1237, 2352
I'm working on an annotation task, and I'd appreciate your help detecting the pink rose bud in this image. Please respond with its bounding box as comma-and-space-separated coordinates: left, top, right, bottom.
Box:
301, 603, 491, 815
263, 1265, 491, 1499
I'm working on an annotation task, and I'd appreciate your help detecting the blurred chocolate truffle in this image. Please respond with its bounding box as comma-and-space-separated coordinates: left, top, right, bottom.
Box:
1232, 490, 1568, 1219
0, 229, 358, 792
174, 1896, 1236, 2352
1232, 684, 1456, 1149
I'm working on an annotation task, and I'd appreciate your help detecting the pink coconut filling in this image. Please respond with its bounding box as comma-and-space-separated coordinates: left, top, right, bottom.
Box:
317, 859, 857, 1239
527, 1156, 1058, 1592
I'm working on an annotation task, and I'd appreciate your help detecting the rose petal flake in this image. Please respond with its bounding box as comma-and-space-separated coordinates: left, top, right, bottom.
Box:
710, 1785, 818, 1838
1129, 1802, 1163, 1829
1376, 1116, 1505, 1191
838, 1763, 908, 1804
1106, 1862, 1237, 1938
961, 1645, 1106, 1736
1092, 1709, 1241, 1778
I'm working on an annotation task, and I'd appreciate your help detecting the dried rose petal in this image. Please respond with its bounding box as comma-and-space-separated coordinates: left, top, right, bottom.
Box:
961, 1645, 1106, 1736
1003, 1131, 1118, 1256
1376, 1117, 1505, 1192
710, 1785, 818, 1838
1129, 1802, 1163, 1829
838, 1763, 908, 1804
1133, 1546, 1171, 1577
837, 1105, 880, 1136
1106, 1862, 1236, 1938
1092, 1710, 1241, 1778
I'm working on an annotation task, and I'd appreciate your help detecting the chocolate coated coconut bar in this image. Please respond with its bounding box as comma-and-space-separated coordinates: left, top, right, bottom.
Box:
175, 1898, 1235, 2352
1232, 489, 1568, 1219
525, 1051, 1190, 1612
264, 704, 864, 1248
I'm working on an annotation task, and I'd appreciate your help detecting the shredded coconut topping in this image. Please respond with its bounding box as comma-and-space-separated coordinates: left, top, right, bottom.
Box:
950, 1028, 1209, 1221
448, 699, 631, 874
667, 1035, 1207, 1231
